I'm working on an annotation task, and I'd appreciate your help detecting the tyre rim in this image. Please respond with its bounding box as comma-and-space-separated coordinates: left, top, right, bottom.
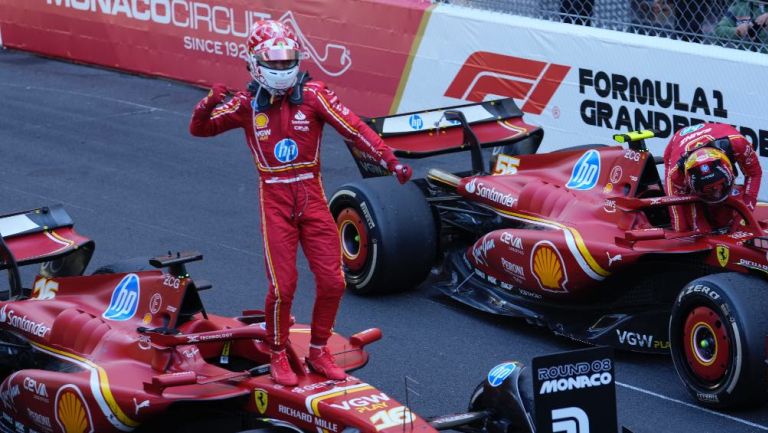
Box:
682, 306, 731, 384
336, 208, 369, 272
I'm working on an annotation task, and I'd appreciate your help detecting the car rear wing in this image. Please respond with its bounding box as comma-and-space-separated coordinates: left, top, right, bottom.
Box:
0, 205, 94, 270
346, 98, 544, 177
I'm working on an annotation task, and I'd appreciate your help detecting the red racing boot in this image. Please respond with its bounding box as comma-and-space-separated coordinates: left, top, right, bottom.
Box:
307, 346, 347, 380
270, 350, 298, 386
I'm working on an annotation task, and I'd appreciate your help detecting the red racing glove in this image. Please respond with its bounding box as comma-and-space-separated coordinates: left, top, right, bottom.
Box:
390, 162, 412, 184
201, 83, 229, 110
745, 196, 757, 212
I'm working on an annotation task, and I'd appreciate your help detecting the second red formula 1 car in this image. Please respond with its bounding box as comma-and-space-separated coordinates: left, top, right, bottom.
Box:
329, 99, 768, 409
0, 205, 535, 433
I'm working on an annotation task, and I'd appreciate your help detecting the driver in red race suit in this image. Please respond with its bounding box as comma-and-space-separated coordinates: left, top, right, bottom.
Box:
189, 20, 412, 386
663, 122, 762, 232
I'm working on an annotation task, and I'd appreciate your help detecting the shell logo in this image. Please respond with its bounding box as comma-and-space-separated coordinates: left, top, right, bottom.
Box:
55, 385, 93, 433
530, 241, 568, 292
254, 113, 269, 129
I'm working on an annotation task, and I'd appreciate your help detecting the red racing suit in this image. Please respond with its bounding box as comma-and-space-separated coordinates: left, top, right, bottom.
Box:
663, 123, 761, 232
190, 77, 399, 349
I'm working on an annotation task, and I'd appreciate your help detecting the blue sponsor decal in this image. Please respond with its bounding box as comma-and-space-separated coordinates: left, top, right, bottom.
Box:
680, 124, 705, 136
487, 362, 517, 387
274, 138, 299, 163
408, 114, 424, 130
566, 149, 601, 190
102, 274, 140, 321
465, 178, 477, 194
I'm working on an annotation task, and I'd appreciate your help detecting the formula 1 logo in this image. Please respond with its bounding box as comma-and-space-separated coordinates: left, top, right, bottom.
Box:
280, 11, 351, 77
102, 274, 140, 321
445, 51, 571, 115
552, 407, 590, 433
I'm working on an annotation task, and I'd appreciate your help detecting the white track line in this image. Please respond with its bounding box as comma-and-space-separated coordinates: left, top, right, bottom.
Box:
0, 82, 189, 117
617, 382, 768, 431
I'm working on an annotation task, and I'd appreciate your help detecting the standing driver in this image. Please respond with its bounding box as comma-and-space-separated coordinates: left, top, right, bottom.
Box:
189, 20, 412, 386
663, 123, 761, 233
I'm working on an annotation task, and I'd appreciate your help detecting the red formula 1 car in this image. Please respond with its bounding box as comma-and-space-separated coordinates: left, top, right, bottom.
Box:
329, 98, 768, 409
0, 205, 534, 433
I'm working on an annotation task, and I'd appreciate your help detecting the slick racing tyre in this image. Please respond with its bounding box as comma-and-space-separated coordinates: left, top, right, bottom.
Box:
91, 257, 154, 275
669, 272, 768, 409
552, 144, 607, 153
329, 177, 437, 295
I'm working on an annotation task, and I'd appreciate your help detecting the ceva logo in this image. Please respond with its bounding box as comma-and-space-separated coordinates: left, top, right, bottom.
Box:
103, 274, 140, 321
566, 150, 601, 190
445, 51, 571, 115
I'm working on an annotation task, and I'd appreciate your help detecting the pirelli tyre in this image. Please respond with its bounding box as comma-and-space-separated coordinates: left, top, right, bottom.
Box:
91, 257, 154, 275
329, 177, 437, 295
669, 272, 768, 409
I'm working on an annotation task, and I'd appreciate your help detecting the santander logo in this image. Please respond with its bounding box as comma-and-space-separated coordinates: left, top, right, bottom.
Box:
445, 51, 571, 115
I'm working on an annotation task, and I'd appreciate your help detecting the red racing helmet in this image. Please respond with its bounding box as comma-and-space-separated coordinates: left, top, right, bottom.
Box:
683, 147, 735, 204
246, 20, 302, 94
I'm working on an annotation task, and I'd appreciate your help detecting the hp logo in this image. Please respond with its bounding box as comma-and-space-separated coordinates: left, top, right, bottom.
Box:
566, 149, 600, 191
487, 362, 517, 387
408, 114, 424, 130
103, 274, 140, 321
274, 139, 299, 163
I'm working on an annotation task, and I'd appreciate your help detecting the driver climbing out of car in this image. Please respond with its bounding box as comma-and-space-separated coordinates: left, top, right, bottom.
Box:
188, 20, 412, 386
663, 122, 761, 233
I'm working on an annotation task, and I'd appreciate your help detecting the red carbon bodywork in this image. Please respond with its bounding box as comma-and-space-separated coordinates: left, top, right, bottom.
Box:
0, 226, 435, 433
454, 145, 768, 300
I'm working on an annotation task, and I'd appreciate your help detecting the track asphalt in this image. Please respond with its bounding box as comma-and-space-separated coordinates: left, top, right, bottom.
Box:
1, 49, 766, 433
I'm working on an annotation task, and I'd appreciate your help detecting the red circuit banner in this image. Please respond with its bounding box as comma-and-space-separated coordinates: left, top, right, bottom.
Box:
0, 0, 429, 115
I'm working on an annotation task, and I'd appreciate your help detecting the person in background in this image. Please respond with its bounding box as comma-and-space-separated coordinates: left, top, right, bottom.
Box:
713, 0, 768, 51
561, 0, 595, 25
631, 0, 675, 36
674, 0, 710, 41
189, 20, 412, 386
663, 123, 761, 233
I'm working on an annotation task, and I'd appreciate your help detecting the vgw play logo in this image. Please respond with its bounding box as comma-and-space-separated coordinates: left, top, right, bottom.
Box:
566, 150, 601, 190
102, 274, 140, 321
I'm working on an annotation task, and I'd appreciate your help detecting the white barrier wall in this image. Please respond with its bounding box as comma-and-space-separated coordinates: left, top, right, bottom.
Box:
398, 5, 768, 197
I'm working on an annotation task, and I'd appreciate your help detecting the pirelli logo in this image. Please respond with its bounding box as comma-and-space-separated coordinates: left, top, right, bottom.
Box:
445, 51, 571, 115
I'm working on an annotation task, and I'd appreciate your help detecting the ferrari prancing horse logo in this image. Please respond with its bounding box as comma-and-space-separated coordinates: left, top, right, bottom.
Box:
254, 389, 268, 414
716, 245, 729, 267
